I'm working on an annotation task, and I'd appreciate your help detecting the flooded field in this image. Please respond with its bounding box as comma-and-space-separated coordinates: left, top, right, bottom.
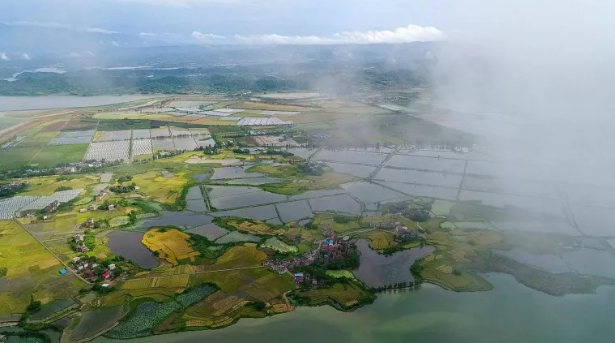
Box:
187, 224, 229, 240
570, 205, 615, 236
376, 181, 459, 200
207, 186, 287, 209
309, 194, 362, 215
466, 160, 551, 181
491, 220, 580, 235
312, 150, 387, 166
193, 173, 210, 182
288, 189, 346, 201
212, 177, 281, 185
341, 181, 407, 203
139, 211, 212, 230
463, 176, 559, 199
385, 155, 466, 174
211, 166, 264, 180
186, 186, 207, 212
106, 231, 158, 268
186, 199, 207, 212
325, 162, 376, 178
212, 204, 279, 221
398, 149, 469, 160
353, 239, 435, 287
276, 200, 313, 223
565, 185, 615, 209
458, 190, 565, 218
374, 168, 463, 188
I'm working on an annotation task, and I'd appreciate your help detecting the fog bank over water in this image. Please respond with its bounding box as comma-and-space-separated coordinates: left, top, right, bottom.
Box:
430, 0, 615, 187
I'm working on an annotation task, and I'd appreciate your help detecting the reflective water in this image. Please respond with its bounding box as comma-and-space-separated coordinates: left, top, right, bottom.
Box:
93, 273, 615, 343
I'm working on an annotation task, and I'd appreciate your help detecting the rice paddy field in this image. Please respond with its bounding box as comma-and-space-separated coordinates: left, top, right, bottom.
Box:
65, 306, 124, 342
31, 144, 89, 166
132, 171, 190, 204
262, 237, 298, 253
142, 228, 200, 265
0, 221, 83, 315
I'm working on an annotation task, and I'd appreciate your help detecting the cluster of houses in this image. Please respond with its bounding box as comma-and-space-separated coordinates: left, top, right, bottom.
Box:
20, 161, 107, 177
369, 220, 422, 241
45, 200, 60, 214
0, 181, 26, 193
72, 256, 117, 283
315, 235, 355, 263
262, 251, 315, 275
72, 233, 90, 253
395, 226, 422, 241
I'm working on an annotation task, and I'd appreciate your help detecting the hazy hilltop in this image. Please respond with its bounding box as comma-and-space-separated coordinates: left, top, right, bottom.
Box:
0, 43, 437, 95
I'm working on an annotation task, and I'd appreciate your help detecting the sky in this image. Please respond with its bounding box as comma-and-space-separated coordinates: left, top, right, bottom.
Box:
0, 0, 467, 45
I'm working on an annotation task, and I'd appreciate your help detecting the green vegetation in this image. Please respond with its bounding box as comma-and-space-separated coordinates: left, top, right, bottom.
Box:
31, 144, 89, 167
106, 285, 217, 339
262, 237, 298, 254
0, 147, 40, 171
245, 163, 357, 195
292, 280, 375, 310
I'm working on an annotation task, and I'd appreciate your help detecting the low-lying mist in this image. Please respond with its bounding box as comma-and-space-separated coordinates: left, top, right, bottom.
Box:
430, 0, 615, 188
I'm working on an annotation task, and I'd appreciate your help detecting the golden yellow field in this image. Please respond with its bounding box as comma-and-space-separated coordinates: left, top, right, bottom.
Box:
142, 229, 200, 265
228, 220, 283, 236
132, 171, 189, 204
18, 175, 98, 196
0, 221, 84, 314
364, 231, 396, 250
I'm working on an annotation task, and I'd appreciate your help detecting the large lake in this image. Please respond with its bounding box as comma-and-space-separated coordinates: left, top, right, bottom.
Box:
93, 273, 615, 343
0, 95, 156, 111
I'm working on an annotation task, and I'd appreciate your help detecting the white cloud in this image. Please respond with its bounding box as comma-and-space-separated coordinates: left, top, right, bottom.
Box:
0, 53, 9, 61
80, 27, 118, 34
3, 21, 117, 34
21, 53, 31, 60
140, 32, 157, 36
191, 31, 226, 42
4, 21, 70, 29
69, 52, 82, 58
236, 24, 444, 45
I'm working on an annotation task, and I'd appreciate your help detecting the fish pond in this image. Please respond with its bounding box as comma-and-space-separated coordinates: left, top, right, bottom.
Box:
106, 231, 158, 268
353, 239, 435, 288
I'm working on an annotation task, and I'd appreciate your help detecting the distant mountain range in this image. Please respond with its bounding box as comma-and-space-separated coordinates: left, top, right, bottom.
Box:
0, 23, 439, 65
0, 23, 163, 57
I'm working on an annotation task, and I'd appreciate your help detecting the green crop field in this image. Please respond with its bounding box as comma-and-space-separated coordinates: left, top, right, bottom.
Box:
19, 131, 59, 147
31, 144, 89, 166
0, 147, 41, 171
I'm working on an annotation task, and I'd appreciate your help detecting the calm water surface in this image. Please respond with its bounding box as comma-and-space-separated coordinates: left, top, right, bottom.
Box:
92, 273, 615, 343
